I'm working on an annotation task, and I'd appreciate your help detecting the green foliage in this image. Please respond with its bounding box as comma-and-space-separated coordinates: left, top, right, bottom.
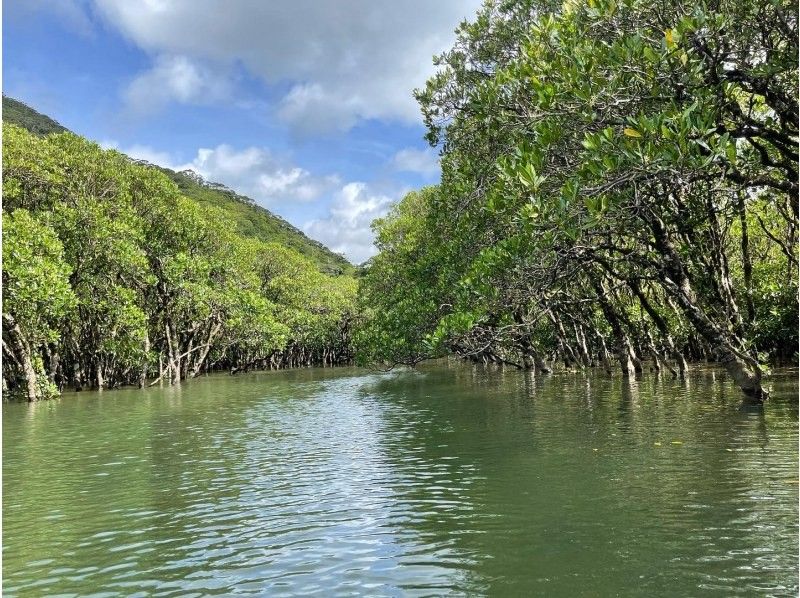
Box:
2, 123, 358, 397
362, 0, 797, 392
2, 95, 353, 276
356, 188, 454, 367
161, 169, 354, 275
3, 209, 76, 346
2, 96, 67, 136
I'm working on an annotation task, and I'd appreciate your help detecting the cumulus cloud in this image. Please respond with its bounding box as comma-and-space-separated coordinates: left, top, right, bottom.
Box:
391, 146, 440, 177
123, 55, 231, 115
114, 139, 398, 262
99, 139, 180, 168
102, 140, 338, 204
101, 139, 401, 262
304, 182, 398, 263
92, 0, 482, 131
185, 144, 341, 203
277, 84, 362, 135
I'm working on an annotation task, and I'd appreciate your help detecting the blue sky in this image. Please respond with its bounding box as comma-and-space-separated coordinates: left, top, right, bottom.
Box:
3, 0, 482, 263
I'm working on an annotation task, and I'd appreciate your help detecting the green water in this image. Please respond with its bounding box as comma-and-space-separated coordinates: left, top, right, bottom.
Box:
3, 364, 798, 596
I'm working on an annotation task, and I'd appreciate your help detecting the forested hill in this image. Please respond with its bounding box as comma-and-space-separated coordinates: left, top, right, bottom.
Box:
2, 96, 68, 136
3, 119, 359, 400
154, 166, 352, 275
2, 96, 352, 275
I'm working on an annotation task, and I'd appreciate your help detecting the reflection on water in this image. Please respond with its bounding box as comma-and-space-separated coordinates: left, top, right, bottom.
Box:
3, 364, 798, 596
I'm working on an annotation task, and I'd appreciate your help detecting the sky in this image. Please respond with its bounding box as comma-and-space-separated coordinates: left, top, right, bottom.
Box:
3, 0, 483, 263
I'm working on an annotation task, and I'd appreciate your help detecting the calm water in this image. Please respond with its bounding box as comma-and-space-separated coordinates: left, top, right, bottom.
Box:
3, 364, 798, 596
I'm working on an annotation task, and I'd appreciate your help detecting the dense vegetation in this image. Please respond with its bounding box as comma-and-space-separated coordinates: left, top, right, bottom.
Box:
2, 96, 68, 136
357, 0, 797, 402
3, 0, 796, 403
2, 96, 353, 276
2, 124, 357, 400
159, 169, 354, 276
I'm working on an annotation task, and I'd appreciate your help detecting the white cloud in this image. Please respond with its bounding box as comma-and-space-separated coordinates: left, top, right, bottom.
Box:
93, 0, 483, 132
107, 139, 399, 262
183, 144, 340, 203
303, 182, 397, 264
102, 140, 338, 204
391, 147, 440, 177
123, 55, 231, 114
99, 139, 180, 168
277, 84, 361, 135
101, 138, 401, 262
124, 145, 181, 168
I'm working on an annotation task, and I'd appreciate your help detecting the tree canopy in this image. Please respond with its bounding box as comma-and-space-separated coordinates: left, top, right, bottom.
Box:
357, 0, 797, 400
2, 0, 796, 402
2, 124, 357, 399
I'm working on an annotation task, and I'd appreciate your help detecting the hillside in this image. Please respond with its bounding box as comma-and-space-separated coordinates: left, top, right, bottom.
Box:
2, 96, 353, 275
2, 96, 68, 136
154, 166, 352, 274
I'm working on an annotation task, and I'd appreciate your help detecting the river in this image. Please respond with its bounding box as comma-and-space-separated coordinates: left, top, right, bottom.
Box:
3, 363, 798, 596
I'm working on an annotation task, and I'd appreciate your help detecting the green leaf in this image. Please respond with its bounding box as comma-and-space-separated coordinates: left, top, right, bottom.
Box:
726, 141, 737, 164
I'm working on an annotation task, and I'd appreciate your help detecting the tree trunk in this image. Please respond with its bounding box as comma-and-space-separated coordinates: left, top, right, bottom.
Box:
628, 280, 684, 377
2, 314, 40, 401
139, 333, 150, 388
190, 320, 223, 378
737, 193, 755, 325
547, 310, 579, 368
513, 308, 551, 375
182, 336, 193, 380
591, 280, 635, 377
599, 335, 614, 375
518, 339, 551, 374
573, 323, 593, 367
647, 210, 765, 399
165, 322, 181, 384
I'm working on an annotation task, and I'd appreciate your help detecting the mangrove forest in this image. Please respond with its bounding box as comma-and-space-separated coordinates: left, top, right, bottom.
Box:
3, 0, 798, 404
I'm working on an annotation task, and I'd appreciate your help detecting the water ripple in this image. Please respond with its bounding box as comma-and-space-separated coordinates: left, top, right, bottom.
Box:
3, 365, 798, 596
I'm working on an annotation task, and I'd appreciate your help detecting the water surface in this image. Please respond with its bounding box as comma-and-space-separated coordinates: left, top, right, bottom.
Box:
3, 364, 798, 596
